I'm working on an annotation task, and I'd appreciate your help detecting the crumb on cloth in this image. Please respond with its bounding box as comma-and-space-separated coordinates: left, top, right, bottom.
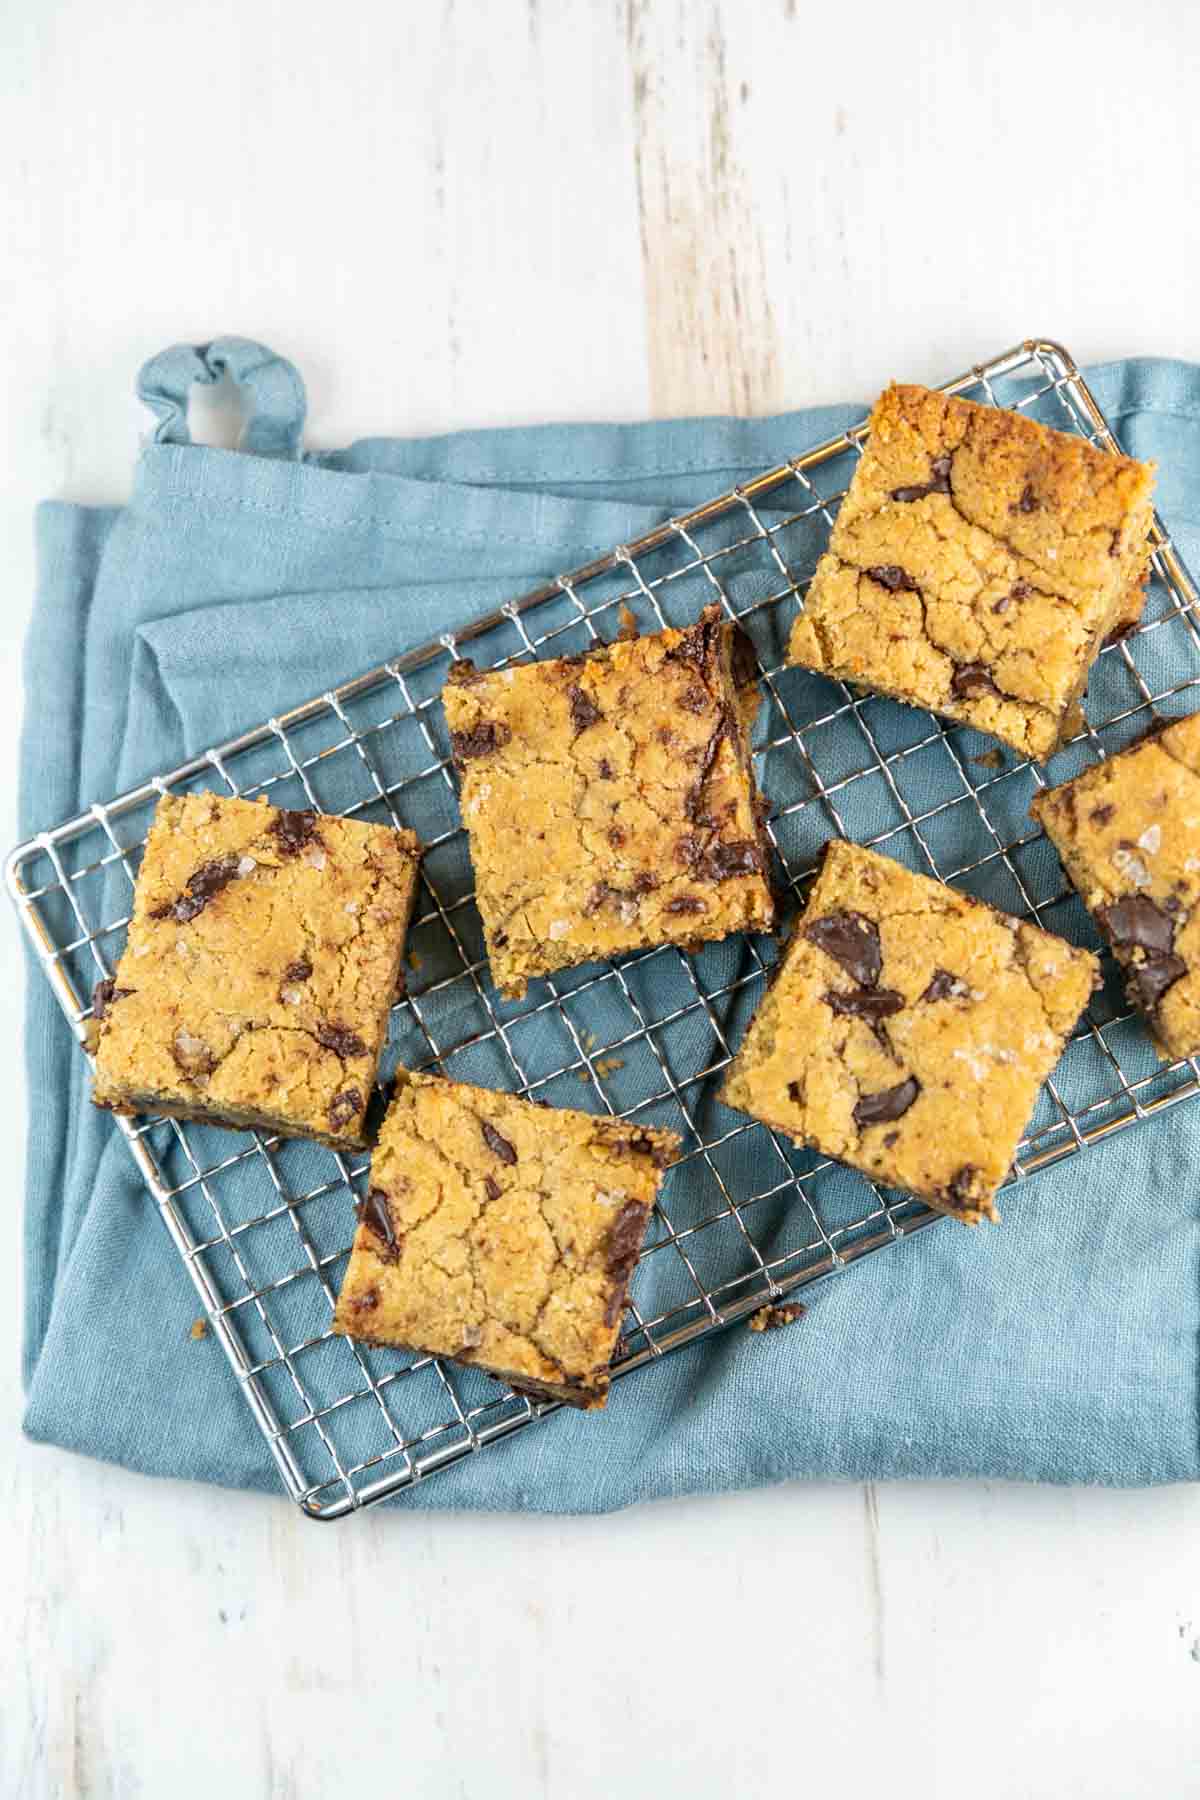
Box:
748, 1301, 806, 1333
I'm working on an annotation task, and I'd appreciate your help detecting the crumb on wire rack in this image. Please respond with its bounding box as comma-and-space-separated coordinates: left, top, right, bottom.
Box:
190, 1318, 209, 1341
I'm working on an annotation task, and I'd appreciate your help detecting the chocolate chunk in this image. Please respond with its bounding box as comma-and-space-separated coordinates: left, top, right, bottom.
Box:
1017, 482, 1038, 513
349, 1287, 380, 1313
823, 986, 904, 1023
787, 1080, 803, 1104
1131, 953, 1188, 1009
951, 662, 998, 700
171, 1028, 215, 1080
450, 719, 512, 764
605, 1198, 649, 1282
567, 684, 602, 734
668, 610, 722, 674
701, 840, 764, 881
679, 682, 711, 714
150, 852, 241, 924
1089, 803, 1115, 827
269, 809, 320, 858
943, 1166, 982, 1211
865, 565, 919, 593
357, 1186, 401, 1260
92, 977, 132, 1020
316, 1021, 368, 1060
483, 1174, 501, 1202
597, 758, 614, 780
921, 968, 964, 1002
445, 658, 482, 686
665, 895, 707, 915
883, 1130, 900, 1148
1110, 529, 1122, 559
730, 624, 759, 690
853, 1075, 920, 1130
1103, 619, 1139, 649
1096, 894, 1177, 957
283, 957, 313, 983
607, 825, 626, 848
994, 579, 1031, 615
328, 1087, 364, 1133
585, 874, 657, 914
481, 1119, 518, 1164
805, 911, 882, 988
608, 1127, 673, 1168
1098, 885, 1189, 1012
890, 455, 952, 504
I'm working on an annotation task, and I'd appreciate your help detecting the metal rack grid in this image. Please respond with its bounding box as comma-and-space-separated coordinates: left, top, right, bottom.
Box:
10, 338, 1200, 1518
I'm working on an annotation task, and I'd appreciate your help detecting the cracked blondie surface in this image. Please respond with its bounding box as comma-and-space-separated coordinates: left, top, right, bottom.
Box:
788, 384, 1156, 760
331, 1073, 680, 1408
91, 792, 421, 1148
721, 841, 1098, 1223
1032, 711, 1200, 1060
441, 604, 774, 998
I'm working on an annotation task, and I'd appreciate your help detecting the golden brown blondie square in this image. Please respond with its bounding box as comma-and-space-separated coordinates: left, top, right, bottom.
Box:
441, 605, 774, 998
1032, 711, 1200, 1060
91, 791, 420, 1149
788, 384, 1156, 760
721, 841, 1098, 1224
332, 1073, 679, 1408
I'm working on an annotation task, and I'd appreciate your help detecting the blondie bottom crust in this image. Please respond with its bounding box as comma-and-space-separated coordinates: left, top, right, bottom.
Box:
721, 841, 1097, 1224
1032, 712, 1200, 1060
92, 792, 421, 1149
441, 604, 774, 998
788, 384, 1156, 760
332, 1074, 680, 1408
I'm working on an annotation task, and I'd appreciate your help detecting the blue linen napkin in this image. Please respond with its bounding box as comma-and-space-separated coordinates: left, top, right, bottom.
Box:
18, 339, 1200, 1508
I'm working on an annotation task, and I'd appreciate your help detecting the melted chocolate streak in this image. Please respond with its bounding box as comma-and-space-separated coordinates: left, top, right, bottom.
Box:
804, 909, 929, 1121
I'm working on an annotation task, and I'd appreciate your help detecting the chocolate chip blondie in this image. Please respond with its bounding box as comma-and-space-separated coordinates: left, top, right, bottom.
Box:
721, 840, 1098, 1223
788, 384, 1156, 760
441, 605, 774, 998
91, 791, 421, 1149
331, 1072, 680, 1407
1031, 711, 1200, 1060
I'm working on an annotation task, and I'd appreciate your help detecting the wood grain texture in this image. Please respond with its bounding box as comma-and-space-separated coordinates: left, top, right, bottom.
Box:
4, 0, 1200, 1795
626, 0, 783, 415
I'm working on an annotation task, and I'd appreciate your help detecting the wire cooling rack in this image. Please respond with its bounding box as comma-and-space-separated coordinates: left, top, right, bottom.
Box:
10, 339, 1200, 1517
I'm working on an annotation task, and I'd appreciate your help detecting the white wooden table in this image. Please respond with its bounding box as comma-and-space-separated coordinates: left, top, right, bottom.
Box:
3, 3, 1200, 1793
